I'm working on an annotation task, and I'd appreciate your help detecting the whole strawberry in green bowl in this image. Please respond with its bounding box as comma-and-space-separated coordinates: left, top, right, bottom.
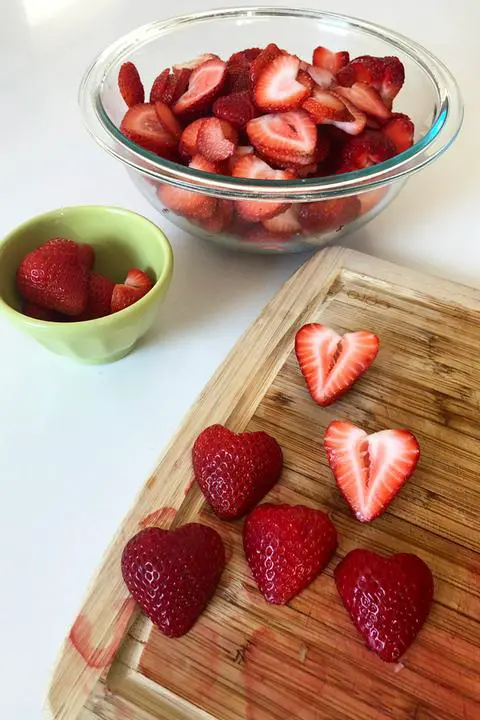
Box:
0, 206, 173, 363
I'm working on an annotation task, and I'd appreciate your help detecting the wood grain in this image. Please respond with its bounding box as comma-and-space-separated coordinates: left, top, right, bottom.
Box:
45, 247, 480, 720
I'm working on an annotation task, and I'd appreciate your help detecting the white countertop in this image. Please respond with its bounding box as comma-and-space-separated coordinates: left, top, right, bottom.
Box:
0, 0, 477, 716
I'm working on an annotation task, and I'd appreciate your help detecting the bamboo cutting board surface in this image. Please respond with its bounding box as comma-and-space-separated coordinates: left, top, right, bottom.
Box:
45, 247, 480, 720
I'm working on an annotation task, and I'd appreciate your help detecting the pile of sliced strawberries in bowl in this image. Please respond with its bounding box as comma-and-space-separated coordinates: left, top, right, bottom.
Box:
116, 43, 415, 250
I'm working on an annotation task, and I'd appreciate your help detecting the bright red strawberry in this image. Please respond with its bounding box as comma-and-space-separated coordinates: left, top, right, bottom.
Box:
297, 197, 360, 233
380, 56, 405, 106
120, 103, 178, 156
173, 58, 226, 117
341, 129, 395, 169
111, 284, 145, 313
76, 272, 114, 320
213, 91, 257, 127
324, 420, 420, 521
118, 62, 145, 107
124, 268, 154, 293
335, 549, 433, 662
232, 154, 294, 221
153, 102, 182, 140
197, 117, 238, 161
121, 524, 225, 637
336, 55, 384, 89
254, 54, 310, 111
295, 323, 379, 406
263, 205, 301, 235
312, 46, 350, 74
225, 48, 261, 93
158, 154, 218, 219
22, 302, 64, 321
192, 424, 283, 519
243, 503, 338, 604
41, 238, 94, 269
246, 110, 317, 163
149, 68, 170, 104
334, 82, 391, 120
382, 113, 415, 154
16, 243, 89, 316
249, 43, 283, 87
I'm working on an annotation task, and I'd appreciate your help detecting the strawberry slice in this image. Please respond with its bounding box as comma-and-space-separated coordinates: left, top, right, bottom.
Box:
227, 145, 254, 174
380, 56, 405, 106
298, 197, 360, 233
197, 117, 238, 161
228, 47, 262, 66
232, 154, 294, 221
178, 118, 205, 158
334, 82, 391, 120
213, 91, 257, 128
262, 205, 301, 234
297, 70, 315, 93
197, 199, 234, 233
254, 54, 310, 112
158, 155, 217, 220
324, 420, 420, 521
125, 268, 153, 293
153, 102, 182, 140
149, 68, 170, 103
249, 43, 283, 87
330, 95, 367, 135
306, 65, 335, 89
312, 46, 350, 74
246, 110, 317, 161
341, 129, 395, 169
118, 62, 145, 107
173, 58, 226, 117
243, 225, 293, 249
295, 323, 379, 405
226, 48, 262, 93
336, 55, 384, 89
111, 285, 146, 313
173, 53, 219, 71
120, 103, 178, 156
303, 89, 351, 123
382, 113, 415, 154
76, 272, 115, 320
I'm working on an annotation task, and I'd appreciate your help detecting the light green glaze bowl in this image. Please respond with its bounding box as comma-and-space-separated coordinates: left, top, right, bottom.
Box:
0, 206, 173, 363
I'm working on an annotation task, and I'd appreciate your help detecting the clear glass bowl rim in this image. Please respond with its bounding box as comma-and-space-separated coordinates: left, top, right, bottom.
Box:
79, 5, 464, 201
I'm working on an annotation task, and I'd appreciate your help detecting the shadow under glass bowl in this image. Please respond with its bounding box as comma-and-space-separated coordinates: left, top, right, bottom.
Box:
79, 6, 463, 254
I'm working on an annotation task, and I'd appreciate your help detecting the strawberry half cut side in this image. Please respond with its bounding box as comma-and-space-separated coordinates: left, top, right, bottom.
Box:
324, 420, 420, 521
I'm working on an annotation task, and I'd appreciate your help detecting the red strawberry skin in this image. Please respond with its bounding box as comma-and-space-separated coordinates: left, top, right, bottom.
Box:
192, 425, 283, 520
243, 503, 338, 604
76, 272, 114, 320
118, 61, 145, 107
41, 238, 94, 269
121, 524, 225, 638
335, 549, 434, 662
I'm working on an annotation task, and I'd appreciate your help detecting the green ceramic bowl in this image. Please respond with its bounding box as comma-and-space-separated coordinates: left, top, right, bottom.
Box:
0, 206, 173, 363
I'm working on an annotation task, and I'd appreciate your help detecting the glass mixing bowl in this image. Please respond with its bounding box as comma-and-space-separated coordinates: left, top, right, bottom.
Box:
79, 6, 463, 253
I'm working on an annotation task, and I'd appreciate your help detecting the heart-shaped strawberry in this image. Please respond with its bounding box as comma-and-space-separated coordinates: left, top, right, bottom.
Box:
243, 503, 338, 604
192, 424, 283, 519
295, 323, 379, 406
121, 524, 225, 638
324, 420, 420, 522
335, 549, 434, 662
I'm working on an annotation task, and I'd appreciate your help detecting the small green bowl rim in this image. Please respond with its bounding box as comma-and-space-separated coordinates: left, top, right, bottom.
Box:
0, 205, 174, 330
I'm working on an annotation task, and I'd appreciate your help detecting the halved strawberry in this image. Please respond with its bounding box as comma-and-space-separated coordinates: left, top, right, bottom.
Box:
154, 102, 182, 140
76, 272, 115, 320
341, 129, 395, 169
197, 117, 238, 161
306, 65, 334, 89
324, 420, 420, 522
232, 154, 294, 221
380, 56, 405, 106
213, 91, 257, 128
111, 285, 146, 313
312, 46, 350, 74
125, 268, 154, 293
120, 103, 178, 156
246, 110, 317, 162
295, 324, 379, 406
118, 62, 145, 107
149, 69, 170, 103
382, 113, 414, 154
173, 58, 226, 117
336, 55, 384, 89
298, 197, 360, 233
158, 155, 217, 220
254, 54, 310, 111
263, 205, 301, 234
334, 82, 391, 120
249, 43, 283, 87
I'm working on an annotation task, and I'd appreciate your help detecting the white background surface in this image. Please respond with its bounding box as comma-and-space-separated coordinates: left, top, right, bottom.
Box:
0, 0, 477, 717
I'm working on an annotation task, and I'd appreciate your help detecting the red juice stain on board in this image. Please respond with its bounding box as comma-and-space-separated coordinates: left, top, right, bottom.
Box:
69, 596, 136, 669
138, 506, 177, 529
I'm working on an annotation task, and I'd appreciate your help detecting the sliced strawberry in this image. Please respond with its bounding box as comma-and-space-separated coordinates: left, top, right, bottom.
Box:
337, 55, 385, 90
118, 62, 145, 107
173, 58, 226, 117
341, 129, 395, 169
324, 420, 420, 521
22, 302, 64, 321
285, 162, 318, 177
228, 48, 262, 66
254, 54, 310, 112
149, 68, 170, 104
170, 67, 192, 104
197, 117, 238, 161
213, 91, 257, 128
178, 118, 205, 158
306, 65, 335, 89
247, 110, 317, 161
302, 90, 350, 123
380, 56, 405, 106
120, 103, 178, 156
263, 205, 301, 234
243, 225, 293, 248
173, 54, 219, 71
153, 102, 182, 140
330, 95, 367, 135
227, 145, 254, 174
334, 82, 391, 120
313, 47, 350, 74
197, 199, 234, 233
298, 197, 360, 233
111, 285, 146, 313
249, 43, 283, 87
358, 187, 388, 215
76, 272, 115, 320
232, 154, 294, 221
226, 48, 261, 93
125, 268, 154, 293
297, 70, 315, 93
382, 113, 414, 154
158, 155, 217, 220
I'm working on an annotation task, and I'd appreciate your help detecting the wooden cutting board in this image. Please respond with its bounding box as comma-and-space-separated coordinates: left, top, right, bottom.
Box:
45, 247, 480, 720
